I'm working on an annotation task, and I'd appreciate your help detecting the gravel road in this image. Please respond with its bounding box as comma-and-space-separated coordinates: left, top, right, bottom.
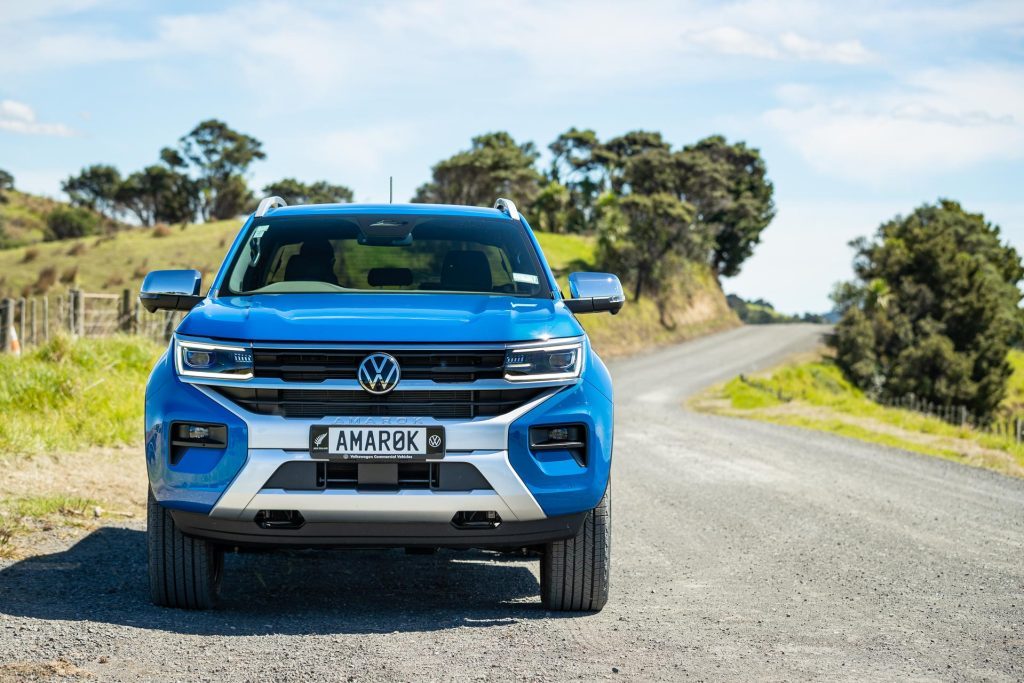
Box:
1, 324, 1022, 681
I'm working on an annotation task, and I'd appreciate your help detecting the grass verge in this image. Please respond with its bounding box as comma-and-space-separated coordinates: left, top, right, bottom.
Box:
692, 354, 1024, 479
0, 335, 162, 458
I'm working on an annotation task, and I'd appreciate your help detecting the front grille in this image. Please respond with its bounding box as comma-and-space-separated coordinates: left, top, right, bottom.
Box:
212, 386, 546, 419
252, 348, 506, 383
325, 462, 438, 489
262, 461, 493, 491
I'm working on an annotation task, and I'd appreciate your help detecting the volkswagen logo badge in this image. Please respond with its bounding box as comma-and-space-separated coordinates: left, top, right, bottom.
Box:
357, 353, 401, 394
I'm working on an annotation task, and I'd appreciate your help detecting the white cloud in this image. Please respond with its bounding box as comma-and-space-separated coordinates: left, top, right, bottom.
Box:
777, 32, 872, 65
0, 100, 75, 136
689, 26, 781, 59
0, 1, 885, 91
764, 66, 1024, 183
689, 26, 872, 64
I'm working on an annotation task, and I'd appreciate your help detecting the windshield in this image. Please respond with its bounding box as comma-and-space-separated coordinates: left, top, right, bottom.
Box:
224, 214, 550, 298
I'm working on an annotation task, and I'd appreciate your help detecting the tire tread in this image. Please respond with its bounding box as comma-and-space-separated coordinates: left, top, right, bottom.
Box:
147, 490, 222, 609
540, 486, 610, 612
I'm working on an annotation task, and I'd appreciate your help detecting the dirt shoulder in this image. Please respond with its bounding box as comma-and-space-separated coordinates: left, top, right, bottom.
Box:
0, 446, 146, 560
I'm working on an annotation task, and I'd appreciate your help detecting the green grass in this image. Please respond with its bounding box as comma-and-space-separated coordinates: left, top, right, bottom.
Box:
1000, 349, 1024, 415
4, 495, 98, 518
0, 335, 162, 458
698, 357, 1024, 478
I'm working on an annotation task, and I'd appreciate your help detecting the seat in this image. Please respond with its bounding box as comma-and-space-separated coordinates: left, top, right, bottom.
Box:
284, 239, 338, 285
440, 251, 492, 292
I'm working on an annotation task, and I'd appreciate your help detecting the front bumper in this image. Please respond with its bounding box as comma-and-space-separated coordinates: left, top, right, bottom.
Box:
145, 342, 614, 531
170, 509, 587, 549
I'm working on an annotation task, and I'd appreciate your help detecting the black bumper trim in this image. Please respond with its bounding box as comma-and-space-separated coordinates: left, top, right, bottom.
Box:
169, 510, 587, 549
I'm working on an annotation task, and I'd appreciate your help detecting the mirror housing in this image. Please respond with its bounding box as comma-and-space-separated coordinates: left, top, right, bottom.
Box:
139, 270, 203, 313
564, 272, 625, 315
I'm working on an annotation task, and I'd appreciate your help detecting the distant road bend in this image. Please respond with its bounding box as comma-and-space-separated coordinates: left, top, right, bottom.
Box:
0, 323, 1021, 681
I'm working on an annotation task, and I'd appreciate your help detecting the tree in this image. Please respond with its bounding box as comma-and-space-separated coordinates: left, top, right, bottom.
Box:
599, 130, 672, 194
565, 131, 773, 279
414, 132, 544, 208
830, 200, 1024, 418
548, 128, 605, 232
62, 164, 122, 218
173, 119, 265, 221
263, 178, 354, 205
596, 192, 694, 302
116, 165, 197, 226
46, 206, 101, 240
0, 168, 12, 205
677, 136, 775, 277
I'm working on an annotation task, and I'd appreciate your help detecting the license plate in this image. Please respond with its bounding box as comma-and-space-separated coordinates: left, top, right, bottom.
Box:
309, 425, 445, 461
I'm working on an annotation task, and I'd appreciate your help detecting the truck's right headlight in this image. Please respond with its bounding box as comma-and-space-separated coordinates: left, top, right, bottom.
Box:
175, 339, 253, 380
504, 342, 582, 381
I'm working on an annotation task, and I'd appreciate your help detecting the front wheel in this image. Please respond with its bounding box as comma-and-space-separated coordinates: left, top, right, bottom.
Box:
540, 486, 610, 612
147, 489, 223, 609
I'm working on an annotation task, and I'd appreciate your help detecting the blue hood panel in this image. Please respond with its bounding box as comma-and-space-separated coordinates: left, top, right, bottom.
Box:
177, 293, 584, 344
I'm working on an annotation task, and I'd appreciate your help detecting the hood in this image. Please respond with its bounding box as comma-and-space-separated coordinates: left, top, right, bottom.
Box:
176, 293, 584, 344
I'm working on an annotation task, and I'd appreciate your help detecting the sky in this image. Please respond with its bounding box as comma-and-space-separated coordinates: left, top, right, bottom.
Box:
1, 0, 1022, 313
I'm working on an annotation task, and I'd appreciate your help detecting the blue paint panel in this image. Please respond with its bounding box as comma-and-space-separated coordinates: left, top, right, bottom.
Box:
508, 344, 614, 517
176, 292, 584, 344
145, 353, 249, 513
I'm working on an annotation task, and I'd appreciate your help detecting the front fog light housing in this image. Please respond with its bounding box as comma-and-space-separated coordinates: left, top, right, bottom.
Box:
175, 339, 253, 380
504, 342, 583, 381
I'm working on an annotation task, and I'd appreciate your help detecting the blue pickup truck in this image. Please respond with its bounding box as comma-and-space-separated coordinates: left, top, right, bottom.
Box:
140, 197, 624, 611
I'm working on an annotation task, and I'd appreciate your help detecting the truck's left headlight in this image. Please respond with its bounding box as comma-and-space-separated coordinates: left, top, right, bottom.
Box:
175, 340, 253, 380
504, 342, 582, 381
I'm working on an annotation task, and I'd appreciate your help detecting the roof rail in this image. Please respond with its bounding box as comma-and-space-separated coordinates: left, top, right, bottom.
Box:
494, 198, 520, 221
255, 196, 287, 218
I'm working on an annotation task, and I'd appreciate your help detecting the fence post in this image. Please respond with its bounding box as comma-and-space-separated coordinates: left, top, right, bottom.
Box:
73, 289, 85, 337
30, 298, 37, 347
17, 297, 26, 349
43, 296, 49, 342
0, 299, 9, 352
120, 289, 134, 334
66, 291, 75, 335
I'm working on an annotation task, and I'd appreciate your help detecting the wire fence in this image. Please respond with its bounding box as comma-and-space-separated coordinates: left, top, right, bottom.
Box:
875, 392, 1024, 444
0, 289, 182, 351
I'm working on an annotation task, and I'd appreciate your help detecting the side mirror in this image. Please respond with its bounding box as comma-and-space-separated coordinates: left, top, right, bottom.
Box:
564, 272, 625, 315
139, 269, 203, 313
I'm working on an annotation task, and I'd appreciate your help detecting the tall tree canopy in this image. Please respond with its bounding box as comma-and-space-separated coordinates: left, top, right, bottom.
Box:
170, 119, 265, 221
115, 165, 197, 226
414, 132, 544, 208
263, 178, 353, 205
547, 128, 605, 233
677, 136, 775, 277
587, 131, 773, 298
62, 164, 122, 218
830, 200, 1024, 418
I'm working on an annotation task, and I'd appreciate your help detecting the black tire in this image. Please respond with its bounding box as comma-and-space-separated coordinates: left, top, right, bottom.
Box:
148, 489, 223, 609
540, 486, 610, 612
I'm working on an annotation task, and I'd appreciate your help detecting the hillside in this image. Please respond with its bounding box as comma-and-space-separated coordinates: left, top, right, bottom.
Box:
0, 203, 737, 357
0, 191, 67, 247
